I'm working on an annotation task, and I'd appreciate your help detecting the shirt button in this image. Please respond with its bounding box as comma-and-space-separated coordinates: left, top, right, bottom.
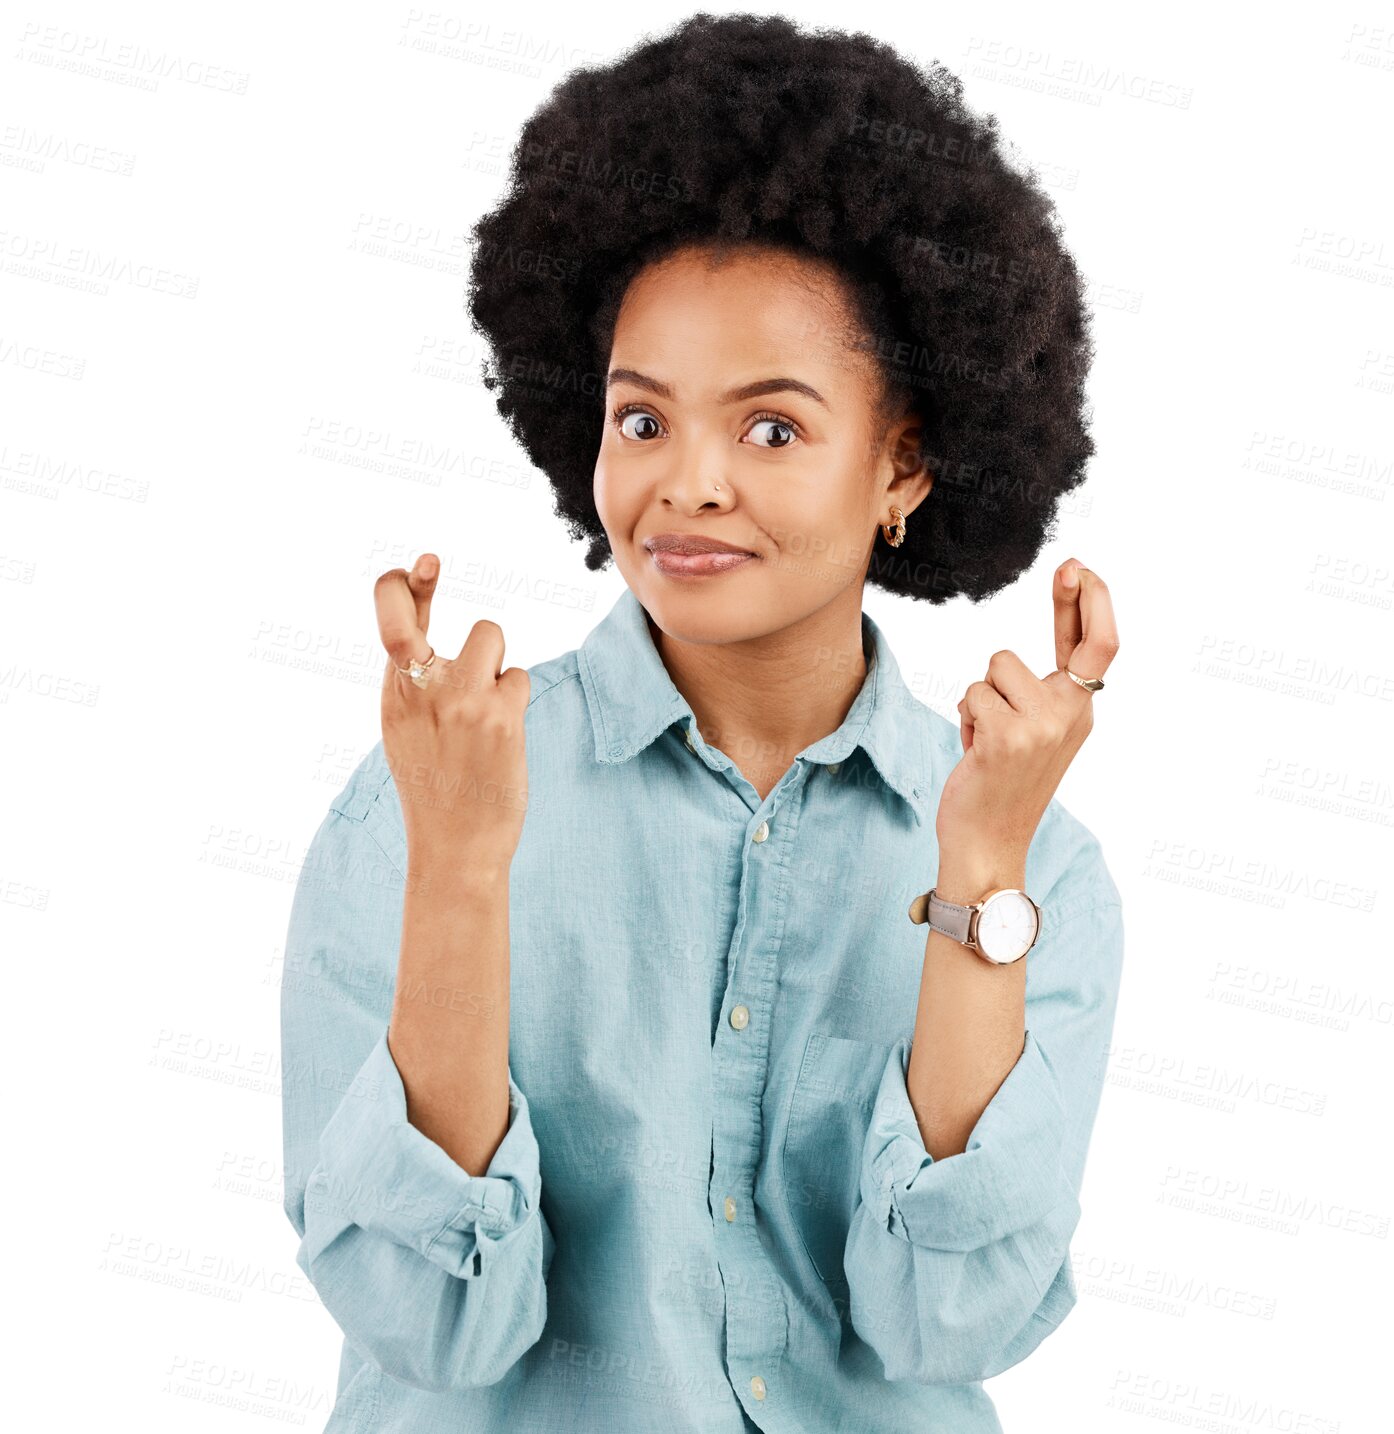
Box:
750, 1375, 767, 1400
724, 1196, 737, 1222
729, 1004, 749, 1030
684, 727, 696, 751
752, 819, 769, 843
827, 761, 841, 774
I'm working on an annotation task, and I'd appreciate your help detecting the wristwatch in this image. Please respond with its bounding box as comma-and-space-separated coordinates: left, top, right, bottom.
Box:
908, 885, 1042, 965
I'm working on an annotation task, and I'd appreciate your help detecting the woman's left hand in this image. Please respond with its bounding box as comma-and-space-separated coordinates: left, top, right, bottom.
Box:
935, 558, 1119, 875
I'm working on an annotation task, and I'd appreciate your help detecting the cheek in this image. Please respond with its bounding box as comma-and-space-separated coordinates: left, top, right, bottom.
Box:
592, 461, 619, 526
767, 472, 860, 542
763, 472, 869, 571
593, 464, 647, 550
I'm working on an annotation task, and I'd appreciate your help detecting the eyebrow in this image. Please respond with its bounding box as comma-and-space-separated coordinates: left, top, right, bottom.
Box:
606, 367, 829, 409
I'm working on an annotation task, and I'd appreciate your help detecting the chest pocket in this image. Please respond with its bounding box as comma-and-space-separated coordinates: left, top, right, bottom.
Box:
780, 1033, 893, 1300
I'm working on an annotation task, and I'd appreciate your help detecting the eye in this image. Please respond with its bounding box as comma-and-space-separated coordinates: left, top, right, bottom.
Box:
608, 403, 803, 448
611, 404, 665, 441
745, 412, 801, 449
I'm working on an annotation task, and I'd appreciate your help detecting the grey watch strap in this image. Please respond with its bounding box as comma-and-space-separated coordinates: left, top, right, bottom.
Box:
906, 887, 975, 942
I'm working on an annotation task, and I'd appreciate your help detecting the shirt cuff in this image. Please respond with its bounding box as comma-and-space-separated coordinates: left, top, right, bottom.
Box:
316, 1028, 544, 1279
860, 1031, 1069, 1253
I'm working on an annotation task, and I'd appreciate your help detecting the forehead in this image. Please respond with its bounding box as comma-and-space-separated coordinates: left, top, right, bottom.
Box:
613, 245, 867, 386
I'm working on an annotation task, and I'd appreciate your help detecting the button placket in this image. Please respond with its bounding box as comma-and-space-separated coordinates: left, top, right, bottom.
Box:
709, 766, 805, 1385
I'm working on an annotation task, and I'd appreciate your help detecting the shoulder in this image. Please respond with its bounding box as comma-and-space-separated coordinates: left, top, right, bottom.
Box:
920, 703, 962, 777
1030, 796, 1121, 927
521, 646, 584, 721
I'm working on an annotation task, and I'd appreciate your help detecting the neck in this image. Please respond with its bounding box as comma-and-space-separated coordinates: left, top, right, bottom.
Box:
646, 587, 869, 801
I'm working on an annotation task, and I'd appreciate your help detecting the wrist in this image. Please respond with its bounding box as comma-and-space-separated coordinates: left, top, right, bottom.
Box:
934, 849, 1027, 905
406, 851, 512, 897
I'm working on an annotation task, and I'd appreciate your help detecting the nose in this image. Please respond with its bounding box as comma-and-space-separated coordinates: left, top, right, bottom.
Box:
654, 429, 734, 513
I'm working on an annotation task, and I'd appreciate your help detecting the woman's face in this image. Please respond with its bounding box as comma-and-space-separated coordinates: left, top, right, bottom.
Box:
594, 243, 928, 646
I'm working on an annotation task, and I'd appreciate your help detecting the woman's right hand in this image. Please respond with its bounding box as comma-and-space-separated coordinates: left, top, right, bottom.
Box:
375, 552, 531, 874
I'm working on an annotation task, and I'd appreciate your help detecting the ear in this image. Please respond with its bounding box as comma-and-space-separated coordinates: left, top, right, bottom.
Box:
884, 412, 932, 520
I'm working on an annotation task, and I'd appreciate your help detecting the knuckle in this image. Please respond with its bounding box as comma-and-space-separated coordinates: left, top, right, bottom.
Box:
453, 667, 487, 699
478, 707, 513, 738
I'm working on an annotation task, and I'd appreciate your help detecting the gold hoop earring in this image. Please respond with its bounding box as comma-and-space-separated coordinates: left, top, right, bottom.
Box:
881, 506, 906, 548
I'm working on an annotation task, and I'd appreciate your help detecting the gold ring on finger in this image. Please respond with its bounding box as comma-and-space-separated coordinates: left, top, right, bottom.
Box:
396, 648, 437, 689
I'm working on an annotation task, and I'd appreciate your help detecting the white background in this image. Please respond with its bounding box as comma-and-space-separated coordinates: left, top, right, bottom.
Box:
4, 2, 1390, 1429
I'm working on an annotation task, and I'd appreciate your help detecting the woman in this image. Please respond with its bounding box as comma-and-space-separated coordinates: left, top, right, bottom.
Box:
281, 14, 1123, 1432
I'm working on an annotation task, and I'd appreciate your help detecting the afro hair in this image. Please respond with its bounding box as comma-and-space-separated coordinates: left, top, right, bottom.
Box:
466, 11, 1096, 604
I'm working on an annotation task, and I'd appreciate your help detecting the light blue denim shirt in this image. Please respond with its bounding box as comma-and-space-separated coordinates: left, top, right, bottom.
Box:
281, 584, 1125, 1432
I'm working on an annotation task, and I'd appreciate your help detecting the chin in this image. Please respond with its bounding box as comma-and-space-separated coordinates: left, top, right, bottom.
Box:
646, 594, 790, 651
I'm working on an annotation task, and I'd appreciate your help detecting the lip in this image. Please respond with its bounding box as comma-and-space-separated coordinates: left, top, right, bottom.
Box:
642, 531, 760, 580
648, 548, 757, 579
643, 533, 758, 556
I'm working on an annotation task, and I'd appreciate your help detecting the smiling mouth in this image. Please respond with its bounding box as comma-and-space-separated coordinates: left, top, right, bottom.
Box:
647, 548, 758, 578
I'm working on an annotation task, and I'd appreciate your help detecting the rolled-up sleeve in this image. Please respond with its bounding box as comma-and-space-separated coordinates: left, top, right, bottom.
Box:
313, 1030, 546, 1281
844, 890, 1124, 1386
281, 785, 554, 1393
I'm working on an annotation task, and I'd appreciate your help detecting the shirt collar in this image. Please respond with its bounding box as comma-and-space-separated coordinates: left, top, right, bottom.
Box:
576, 586, 935, 827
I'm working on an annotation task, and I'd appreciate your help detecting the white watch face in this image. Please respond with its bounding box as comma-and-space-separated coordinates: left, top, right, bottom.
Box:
975, 890, 1040, 963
